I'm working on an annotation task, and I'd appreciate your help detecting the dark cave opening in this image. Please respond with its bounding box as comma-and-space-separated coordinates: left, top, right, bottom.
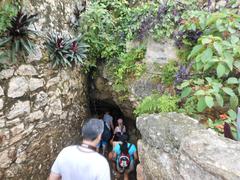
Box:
89, 98, 140, 144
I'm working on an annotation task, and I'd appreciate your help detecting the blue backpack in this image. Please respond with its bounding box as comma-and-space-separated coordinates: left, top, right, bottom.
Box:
102, 121, 112, 141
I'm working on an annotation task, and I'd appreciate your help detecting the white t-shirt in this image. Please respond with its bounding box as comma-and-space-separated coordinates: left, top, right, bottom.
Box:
51, 145, 110, 180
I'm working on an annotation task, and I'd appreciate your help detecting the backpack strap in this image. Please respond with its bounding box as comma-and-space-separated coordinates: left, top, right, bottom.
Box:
128, 143, 132, 152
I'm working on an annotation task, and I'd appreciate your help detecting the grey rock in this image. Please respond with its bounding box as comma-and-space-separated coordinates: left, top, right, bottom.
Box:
0, 149, 13, 168
10, 123, 24, 136
46, 77, 60, 88
15, 65, 38, 76
6, 118, 21, 127
29, 78, 45, 91
0, 116, 5, 128
49, 98, 62, 115
0, 86, 4, 96
180, 130, 240, 180
8, 77, 29, 98
145, 38, 178, 64
27, 110, 44, 122
34, 91, 48, 109
7, 101, 30, 119
0, 99, 3, 110
0, 68, 14, 80
137, 113, 240, 180
136, 113, 201, 152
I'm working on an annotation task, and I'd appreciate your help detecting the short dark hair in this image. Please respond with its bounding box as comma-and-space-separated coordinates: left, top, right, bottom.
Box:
82, 118, 104, 141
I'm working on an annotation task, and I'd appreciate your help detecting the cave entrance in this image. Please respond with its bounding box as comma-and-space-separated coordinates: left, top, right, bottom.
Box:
89, 98, 140, 144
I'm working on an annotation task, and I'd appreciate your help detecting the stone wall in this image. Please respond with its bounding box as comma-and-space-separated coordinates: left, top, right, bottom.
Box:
0, 63, 89, 179
23, 0, 85, 34
136, 113, 240, 180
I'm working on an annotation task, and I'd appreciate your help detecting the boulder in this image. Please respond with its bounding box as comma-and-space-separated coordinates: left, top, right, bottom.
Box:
137, 113, 240, 180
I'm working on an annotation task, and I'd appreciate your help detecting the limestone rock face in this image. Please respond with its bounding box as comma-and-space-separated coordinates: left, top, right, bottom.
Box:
145, 38, 178, 64
8, 77, 29, 98
136, 113, 240, 180
0, 63, 89, 179
0, 86, 4, 96
0, 99, 3, 110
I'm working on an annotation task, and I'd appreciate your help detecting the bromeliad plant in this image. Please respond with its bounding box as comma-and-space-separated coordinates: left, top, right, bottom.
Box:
45, 33, 88, 68
0, 10, 38, 63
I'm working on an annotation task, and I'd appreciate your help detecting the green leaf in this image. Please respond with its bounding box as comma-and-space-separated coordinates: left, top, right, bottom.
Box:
0, 37, 12, 47
223, 53, 234, 71
181, 87, 192, 98
230, 95, 238, 109
234, 61, 240, 70
213, 42, 222, 55
201, 48, 213, 62
227, 77, 239, 84
231, 35, 239, 44
228, 109, 237, 120
194, 90, 205, 96
208, 118, 214, 128
215, 94, 224, 107
180, 81, 190, 89
188, 45, 204, 59
223, 87, 235, 96
205, 96, 214, 108
217, 63, 226, 78
197, 97, 207, 112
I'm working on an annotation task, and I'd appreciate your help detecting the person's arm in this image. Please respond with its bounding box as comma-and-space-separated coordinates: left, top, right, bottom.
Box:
48, 172, 61, 180
110, 120, 114, 131
123, 125, 126, 133
110, 135, 115, 145
112, 151, 117, 161
133, 151, 138, 161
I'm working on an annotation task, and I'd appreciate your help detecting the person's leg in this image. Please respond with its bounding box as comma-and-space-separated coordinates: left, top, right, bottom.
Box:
124, 160, 135, 180
102, 140, 107, 155
124, 172, 129, 180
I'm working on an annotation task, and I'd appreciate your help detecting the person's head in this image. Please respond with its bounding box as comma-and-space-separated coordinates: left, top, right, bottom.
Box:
81, 118, 104, 146
119, 133, 129, 154
117, 118, 123, 126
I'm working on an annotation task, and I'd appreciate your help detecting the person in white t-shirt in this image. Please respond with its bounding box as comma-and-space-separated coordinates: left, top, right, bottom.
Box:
48, 118, 111, 180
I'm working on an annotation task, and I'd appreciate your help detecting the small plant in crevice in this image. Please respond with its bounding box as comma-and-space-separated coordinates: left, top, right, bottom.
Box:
0, 10, 38, 63
160, 60, 178, 86
112, 46, 146, 92
0, 2, 18, 35
45, 32, 88, 68
69, 1, 87, 30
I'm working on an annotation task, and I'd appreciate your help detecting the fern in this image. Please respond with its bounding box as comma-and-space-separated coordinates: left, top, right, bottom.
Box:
134, 94, 179, 115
